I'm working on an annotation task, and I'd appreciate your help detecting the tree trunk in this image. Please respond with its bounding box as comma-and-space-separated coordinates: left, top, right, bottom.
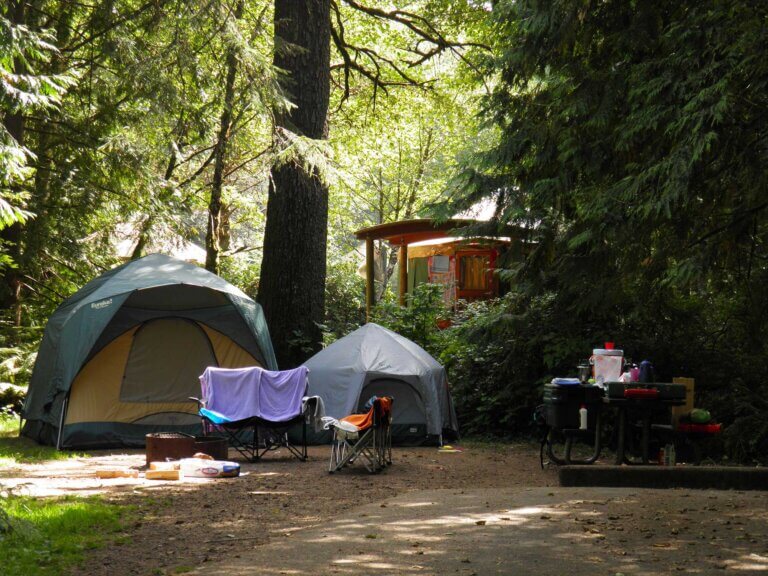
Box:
206, 0, 243, 274
258, 0, 330, 367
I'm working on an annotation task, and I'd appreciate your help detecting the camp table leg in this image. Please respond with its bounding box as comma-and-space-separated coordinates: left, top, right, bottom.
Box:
615, 407, 626, 465
641, 413, 651, 464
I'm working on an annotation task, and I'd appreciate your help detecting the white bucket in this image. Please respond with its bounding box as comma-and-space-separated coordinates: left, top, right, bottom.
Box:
591, 348, 624, 386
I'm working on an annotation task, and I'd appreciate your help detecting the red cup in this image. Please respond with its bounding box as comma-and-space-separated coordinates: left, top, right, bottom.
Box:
605, 342, 615, 350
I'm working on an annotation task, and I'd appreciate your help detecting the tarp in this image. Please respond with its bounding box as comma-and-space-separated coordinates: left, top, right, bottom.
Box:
303, 323, 458, 440
22, 253, 277, 447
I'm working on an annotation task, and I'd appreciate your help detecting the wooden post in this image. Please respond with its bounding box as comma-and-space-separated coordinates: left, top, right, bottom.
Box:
365, 237, 375, 321
671, 377, 695, 427
398, 244, 408, 306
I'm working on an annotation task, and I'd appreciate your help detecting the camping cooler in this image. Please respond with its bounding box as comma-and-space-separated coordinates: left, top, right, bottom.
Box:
543, 383, 603, 429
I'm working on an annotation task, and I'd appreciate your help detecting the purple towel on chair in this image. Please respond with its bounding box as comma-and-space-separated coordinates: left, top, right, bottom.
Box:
200, 366, 308, 423
258, 367, 309, 422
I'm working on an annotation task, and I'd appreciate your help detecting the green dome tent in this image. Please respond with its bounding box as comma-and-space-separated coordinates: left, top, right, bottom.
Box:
22, 254, 277, 449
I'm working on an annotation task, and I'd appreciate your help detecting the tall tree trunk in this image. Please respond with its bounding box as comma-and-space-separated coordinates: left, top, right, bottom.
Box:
206, 0, 243, 274
0, 0, 27, 324
258, 0, 330, 367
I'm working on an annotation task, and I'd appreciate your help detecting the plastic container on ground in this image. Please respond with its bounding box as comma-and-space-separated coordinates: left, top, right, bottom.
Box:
179, 458, 241, 478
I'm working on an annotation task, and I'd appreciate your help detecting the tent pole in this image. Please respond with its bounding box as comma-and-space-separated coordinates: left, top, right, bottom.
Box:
398, 244, 408, 306
56, 395, 68, 451
365, 237, 375, 321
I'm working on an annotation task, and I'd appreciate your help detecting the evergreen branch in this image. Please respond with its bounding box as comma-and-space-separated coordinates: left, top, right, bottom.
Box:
175, 147, 218, 189
223, 146, 271, 179
687, 201, 768, 248
62, 1, 168, 53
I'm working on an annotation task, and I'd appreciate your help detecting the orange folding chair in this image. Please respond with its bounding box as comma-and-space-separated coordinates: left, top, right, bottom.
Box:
327, 397, 392, 473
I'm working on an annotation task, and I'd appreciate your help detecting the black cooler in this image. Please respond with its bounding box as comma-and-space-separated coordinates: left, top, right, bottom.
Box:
543, 384, 603, 429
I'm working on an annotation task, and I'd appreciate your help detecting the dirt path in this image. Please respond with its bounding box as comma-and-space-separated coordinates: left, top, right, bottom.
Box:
185, 487, 768, 576
3, 442, 553, 575
5, 443, 766, 576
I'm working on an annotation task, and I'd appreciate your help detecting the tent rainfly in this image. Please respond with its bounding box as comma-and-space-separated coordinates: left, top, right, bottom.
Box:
303, 323, 459, 445
22, 254, 277, 449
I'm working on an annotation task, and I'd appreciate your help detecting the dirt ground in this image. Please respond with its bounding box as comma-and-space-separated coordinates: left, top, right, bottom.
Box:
2, 442, 555, 575
185, 486, 768, 576
4, 442, 767, 576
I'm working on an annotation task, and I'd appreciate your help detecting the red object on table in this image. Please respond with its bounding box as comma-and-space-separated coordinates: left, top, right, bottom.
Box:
605, 342, 615, 350
676, 423, 722, 434
623, 388, 659, 399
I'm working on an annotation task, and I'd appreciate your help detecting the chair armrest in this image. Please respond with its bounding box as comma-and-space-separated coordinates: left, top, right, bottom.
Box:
188, 396, 205, 408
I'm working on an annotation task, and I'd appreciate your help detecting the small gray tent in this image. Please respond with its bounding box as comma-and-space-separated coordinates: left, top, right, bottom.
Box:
304, 323, 458, 444
22, 254, 277, 449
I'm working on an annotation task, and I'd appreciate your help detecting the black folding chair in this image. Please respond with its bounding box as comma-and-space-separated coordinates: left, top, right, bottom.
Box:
191, 402, 310, 462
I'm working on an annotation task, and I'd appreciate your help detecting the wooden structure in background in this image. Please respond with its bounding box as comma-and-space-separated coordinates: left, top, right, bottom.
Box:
355, 219, 522, 320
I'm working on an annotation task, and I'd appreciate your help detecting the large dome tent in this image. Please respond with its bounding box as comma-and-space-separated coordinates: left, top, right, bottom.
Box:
22, 254, 277, 449
304, 323, 458, 445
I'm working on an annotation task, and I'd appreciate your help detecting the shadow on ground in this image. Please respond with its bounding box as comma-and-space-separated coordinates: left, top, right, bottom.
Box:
189, 487, 768, 576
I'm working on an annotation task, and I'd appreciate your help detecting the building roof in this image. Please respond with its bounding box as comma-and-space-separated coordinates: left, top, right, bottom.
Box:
354, 218, 522, 246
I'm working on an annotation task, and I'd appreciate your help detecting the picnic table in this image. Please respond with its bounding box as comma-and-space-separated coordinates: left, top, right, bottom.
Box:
542, 381, 689, 466
602, 388, 686, 465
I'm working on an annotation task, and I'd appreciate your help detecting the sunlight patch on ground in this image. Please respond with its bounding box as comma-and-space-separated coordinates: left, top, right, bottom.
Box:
728, 554, 768, 571
391, 504, 563, 528
248, 490, 293, 495
502, 505, 550, 515
332, 555, 402, 570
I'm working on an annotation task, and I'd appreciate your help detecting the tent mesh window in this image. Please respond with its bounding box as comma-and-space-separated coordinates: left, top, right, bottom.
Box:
120, 318, 217, 403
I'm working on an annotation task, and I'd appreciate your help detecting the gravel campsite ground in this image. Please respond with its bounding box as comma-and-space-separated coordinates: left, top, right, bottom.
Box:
2, 442, 768, 575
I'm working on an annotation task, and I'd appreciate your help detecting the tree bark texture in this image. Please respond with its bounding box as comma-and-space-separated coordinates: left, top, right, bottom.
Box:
258, 0, 330, 367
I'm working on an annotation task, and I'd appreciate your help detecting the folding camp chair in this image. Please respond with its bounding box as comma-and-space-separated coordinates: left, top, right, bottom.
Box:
327, 397, 393, 473
193, 366, 311, 462
196, 406, 309, 462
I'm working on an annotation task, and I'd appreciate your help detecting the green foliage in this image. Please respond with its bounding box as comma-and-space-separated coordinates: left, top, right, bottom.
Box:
402, 292, 579, 438
0, 15, 71, 230
434, 0, 768, 461
0, 493, 123, 576
0, 414, 88, 466
218, 253, 262, 301
323, 259, 365, 344
0, 336, 38, 385
0, 384, 25, 415
372, 283, 448, 356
